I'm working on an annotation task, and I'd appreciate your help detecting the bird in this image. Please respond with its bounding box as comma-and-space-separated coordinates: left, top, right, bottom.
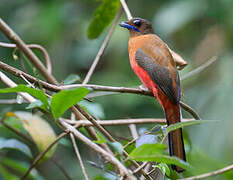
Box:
119, 17, 186, 172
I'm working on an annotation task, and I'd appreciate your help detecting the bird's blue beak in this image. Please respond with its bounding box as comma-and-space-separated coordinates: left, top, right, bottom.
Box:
119, 21, 140, 32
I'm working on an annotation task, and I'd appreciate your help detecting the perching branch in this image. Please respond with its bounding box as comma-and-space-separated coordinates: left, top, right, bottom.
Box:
63, 118, 193, 127
0, 61, 200, 120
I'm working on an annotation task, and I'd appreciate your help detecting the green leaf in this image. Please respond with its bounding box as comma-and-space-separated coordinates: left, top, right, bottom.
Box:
130, 144, 167, 159
0, 138, 32, 158
63, 74, 81, 85
93, 132, 107, 144
0, 164, 19, 180
131, 153, 191, 170
166, 120, 218, 134
153, 162, 171, 176
50, 87, 89, 118
87, 0, 120, 39
108, 142, 124, 155
1, 157, 44, 180
0, 85, 49, 110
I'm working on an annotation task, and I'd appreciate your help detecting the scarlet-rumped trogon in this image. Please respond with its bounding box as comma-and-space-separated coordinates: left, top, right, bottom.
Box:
120, 17, 186, 172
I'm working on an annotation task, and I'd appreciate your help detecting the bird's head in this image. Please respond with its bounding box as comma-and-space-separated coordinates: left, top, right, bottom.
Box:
119, 17, 154, 37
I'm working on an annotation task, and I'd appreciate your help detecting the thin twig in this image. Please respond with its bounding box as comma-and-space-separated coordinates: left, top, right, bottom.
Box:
181, 56, 218, 81
82, 7, 123, 84
0, 42, 52, 74
21, 132, 67, 180
179, 164, 233, 180
59, 120, 135, 179
0, 18, 57, 84
70, 133, 89, 180
120, 0, 132, 19
51, 158, 73, 180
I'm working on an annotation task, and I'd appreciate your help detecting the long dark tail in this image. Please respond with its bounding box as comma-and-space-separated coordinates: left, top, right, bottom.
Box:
164, 103, 186, 172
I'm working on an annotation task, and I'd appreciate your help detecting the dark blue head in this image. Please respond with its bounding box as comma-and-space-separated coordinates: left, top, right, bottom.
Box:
119, 17, 154, 37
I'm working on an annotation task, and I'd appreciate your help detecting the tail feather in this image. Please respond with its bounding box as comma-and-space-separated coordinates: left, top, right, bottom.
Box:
165, 103, 186, 172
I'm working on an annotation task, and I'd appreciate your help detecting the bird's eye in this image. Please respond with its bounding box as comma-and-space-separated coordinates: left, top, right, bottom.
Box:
133, 19, 141, 27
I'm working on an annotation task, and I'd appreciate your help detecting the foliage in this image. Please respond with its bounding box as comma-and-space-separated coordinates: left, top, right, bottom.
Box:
50, 87, 89, 118
0, 85, 49, 110
1, 0, 233, 179
87, 0, 120, 39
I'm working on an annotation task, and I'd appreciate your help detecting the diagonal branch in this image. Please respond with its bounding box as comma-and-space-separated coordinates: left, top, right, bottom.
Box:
120, 0, 133, 20
181, 56, 218, 81
0, 18, 57, 84
70, 133, 89, 180
20, 132, 67, 180
59, 120, 135, 179
82, 7, 123, 84
0, 61, 200, 120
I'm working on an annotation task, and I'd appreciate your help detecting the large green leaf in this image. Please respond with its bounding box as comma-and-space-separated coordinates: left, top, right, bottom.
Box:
131, 153, 190, 170
0, 85, 49, 110
0, 164, 19, 180
0, 138, 32, 158
1, 157, 44, 180
50, 87, 89, 118
87, 0, 120, 39
129, 143, 191, 170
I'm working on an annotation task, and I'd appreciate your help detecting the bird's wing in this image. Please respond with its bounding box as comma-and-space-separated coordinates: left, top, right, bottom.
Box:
135, 48, 180, 104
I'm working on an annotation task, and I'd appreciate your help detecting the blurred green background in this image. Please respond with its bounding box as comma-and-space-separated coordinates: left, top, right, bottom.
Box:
1, 0, 233, 179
